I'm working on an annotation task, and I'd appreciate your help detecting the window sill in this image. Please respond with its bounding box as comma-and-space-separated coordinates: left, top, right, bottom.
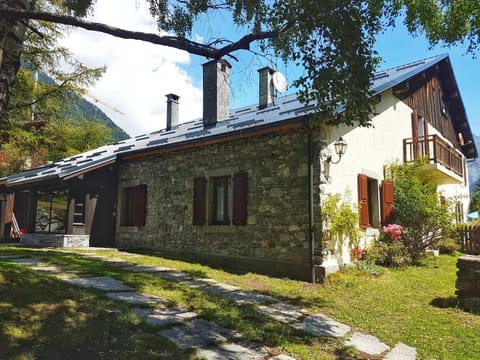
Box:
118, 226, 141, 233
201, 225, 237, 233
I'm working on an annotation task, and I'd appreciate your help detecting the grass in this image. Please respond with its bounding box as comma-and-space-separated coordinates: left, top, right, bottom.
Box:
1, 247, 479, 359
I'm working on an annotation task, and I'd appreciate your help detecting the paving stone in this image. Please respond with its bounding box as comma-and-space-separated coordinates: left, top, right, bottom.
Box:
52, 272, 81, 280
132, 307, 197, 326
106, 291, 168, 305
203, 283, 241, 295
196, 342, 269, 360
221, 291, 277, 305
196, 278, 217, 285
384, 343, 417, 360
123, 265, 173, 273
345, 332, 390, 355
256, 303, 307, 323
31, 264, 66, 272
0, 254, 23, 259
158, 319, 240, 349
292, 313, 350, 338
64, 276, 132, 291
183, 279, 212, 289
8, 258, 44, 265
154, 271, 192, 282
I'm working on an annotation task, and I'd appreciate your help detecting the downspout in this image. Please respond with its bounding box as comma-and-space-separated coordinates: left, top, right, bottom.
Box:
307, 126, 316, 283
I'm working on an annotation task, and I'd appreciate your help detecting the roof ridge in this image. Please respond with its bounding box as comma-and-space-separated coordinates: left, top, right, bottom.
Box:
375, 53, 448, 74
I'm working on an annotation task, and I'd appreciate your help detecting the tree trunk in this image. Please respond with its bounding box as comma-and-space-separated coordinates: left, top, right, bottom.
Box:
0, 0, 29, 121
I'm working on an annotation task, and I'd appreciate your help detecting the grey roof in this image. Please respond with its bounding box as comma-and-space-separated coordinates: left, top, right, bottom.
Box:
3, 54, 470, 187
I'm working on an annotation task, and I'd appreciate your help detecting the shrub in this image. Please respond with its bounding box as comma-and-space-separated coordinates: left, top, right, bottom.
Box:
367, 226, 412, 267
322, 191, 361, 262
384, 162, 453, 262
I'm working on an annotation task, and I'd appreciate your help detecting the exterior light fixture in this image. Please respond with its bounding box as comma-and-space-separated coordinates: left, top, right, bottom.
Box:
327, 137, 347, 164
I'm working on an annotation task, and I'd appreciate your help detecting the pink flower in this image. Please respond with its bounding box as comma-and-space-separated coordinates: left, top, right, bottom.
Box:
383, 224, 403, 241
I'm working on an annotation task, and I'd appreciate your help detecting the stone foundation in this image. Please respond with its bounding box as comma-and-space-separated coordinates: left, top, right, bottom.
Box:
456, 255, 480, 311
20, 233, 90, 248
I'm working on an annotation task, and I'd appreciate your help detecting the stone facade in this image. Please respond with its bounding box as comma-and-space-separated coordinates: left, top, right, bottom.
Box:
456, 255, 480, 311
116, 127, 322, 280
20, 233, 90, 248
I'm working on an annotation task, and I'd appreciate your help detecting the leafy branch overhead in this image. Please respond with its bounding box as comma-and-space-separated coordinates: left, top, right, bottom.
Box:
1, 0, 479, 128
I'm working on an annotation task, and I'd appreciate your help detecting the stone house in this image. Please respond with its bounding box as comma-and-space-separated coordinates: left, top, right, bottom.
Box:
0, 54, 476, 281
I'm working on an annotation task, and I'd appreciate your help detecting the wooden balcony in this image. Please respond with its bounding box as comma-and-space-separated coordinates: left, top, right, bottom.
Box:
403, 135, 464, 184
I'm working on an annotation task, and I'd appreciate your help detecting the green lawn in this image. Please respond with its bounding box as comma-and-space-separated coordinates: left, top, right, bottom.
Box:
1, 247, 479, 360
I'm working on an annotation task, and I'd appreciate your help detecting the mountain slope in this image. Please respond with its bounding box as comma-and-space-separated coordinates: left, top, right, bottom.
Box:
468, 134, 480, 193
37, 71, 129, 142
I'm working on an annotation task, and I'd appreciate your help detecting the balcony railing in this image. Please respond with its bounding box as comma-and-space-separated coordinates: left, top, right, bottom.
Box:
403, 135, 463, 177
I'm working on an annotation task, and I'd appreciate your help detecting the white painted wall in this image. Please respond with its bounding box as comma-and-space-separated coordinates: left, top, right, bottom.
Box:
318, 89, 470, 267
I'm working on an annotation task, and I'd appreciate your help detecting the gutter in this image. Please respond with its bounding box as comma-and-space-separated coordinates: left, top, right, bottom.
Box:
307, 126, 316, 283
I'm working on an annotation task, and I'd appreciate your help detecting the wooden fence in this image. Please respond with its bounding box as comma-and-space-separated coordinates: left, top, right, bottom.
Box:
459, 225, 480, 255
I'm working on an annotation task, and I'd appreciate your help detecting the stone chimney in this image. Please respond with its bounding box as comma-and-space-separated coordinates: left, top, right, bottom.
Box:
203, 59, 231, 127
258, 67, 275, 109
166, 93, 179, 130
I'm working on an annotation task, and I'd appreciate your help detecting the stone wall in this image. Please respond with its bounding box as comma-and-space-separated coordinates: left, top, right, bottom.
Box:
116, 128, 322, 280
20, 233, 90, 248
456, 255, 480, 311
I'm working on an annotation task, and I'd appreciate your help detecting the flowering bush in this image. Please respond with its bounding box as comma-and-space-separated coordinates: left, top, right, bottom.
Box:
383, 224, 403, 241
366, 223, 411, 267
351, 246, 366, 260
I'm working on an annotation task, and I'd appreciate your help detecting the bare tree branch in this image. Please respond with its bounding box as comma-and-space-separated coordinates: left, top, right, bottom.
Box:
0, 6, 291, 61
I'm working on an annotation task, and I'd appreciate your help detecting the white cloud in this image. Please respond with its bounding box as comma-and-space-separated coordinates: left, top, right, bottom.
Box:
59, 0, 202, 136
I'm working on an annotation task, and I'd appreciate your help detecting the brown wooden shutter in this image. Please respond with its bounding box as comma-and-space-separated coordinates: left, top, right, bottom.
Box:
358, 174, 369, 228
232, 172, 248, 225
4, 193, 14, 223
381, 180, 394, 226
134, 185, 147, 227
193, 177, 206, 225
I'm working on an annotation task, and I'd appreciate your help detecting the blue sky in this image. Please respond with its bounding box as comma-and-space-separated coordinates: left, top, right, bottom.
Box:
64, 2, 479, 137
182, 20, 480, 135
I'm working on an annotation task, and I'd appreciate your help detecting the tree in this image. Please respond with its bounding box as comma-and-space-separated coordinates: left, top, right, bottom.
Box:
471, 181, 480, 212
0, 0, 111, 176
0, 0, 479, 128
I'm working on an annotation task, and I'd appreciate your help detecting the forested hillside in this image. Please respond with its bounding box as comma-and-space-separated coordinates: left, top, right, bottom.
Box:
37, 71, 128, 142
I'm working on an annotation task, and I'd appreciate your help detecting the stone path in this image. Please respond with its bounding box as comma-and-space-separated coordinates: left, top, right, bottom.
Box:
1, 251, 417, 360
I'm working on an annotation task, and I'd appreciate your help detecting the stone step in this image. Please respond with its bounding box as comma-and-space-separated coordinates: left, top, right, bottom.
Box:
132, 307, 197, 326
292, 313, 351, 338
383, 343, 417, 360
344, 332, 390, 356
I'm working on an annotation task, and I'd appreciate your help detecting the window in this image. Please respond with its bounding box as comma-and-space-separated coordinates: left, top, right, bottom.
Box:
358, 175, 394, 228
35, 190, 68, 233
212, 176, 229, 224
193, 172, 247, 226
455, 202, 464, 224
73, 195, 85, 224
121, 184, 147, 227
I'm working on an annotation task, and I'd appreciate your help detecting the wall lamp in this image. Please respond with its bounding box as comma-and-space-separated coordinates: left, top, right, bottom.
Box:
327, 137, 347, 164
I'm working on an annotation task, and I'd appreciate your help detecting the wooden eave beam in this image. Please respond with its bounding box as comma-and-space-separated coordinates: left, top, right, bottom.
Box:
122, 121, 305, 161
62, 159, 116, 181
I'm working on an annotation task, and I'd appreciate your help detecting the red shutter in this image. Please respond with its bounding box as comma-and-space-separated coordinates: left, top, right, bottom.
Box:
232, 172, 248, 225
381, 180, 394, 226
358, 174, 369, 228
193, 177, 206, 225
134, 185, 147, 227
